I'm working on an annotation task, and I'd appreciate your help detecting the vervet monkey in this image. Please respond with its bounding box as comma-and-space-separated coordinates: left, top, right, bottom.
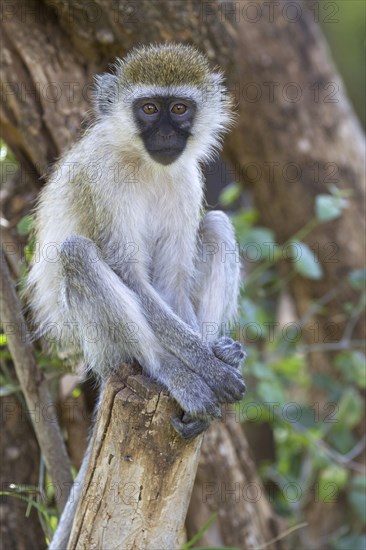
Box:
27, 43, 246, 547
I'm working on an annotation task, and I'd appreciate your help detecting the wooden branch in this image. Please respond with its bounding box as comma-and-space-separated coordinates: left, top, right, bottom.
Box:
68, 365, 204, 549
0, 247, 73, 511
187, 416, 283, 549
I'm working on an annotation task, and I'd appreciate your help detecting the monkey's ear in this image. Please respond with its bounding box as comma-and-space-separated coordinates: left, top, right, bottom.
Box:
93, 73, 119, 115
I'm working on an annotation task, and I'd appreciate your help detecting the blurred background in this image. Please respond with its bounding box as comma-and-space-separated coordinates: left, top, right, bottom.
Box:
0, 1, 365, 549
320, 0, 365, 129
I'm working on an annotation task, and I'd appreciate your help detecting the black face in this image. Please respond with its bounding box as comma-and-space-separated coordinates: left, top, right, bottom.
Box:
133, 96, 196, 165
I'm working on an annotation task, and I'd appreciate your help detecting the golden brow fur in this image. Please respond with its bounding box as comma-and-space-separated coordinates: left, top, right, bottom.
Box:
119, 43, 212, 87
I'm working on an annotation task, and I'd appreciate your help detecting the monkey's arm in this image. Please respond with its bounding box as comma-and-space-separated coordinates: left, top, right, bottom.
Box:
60, 235, 244, 407
118, 210, 246, 402
128, 278, 245, 403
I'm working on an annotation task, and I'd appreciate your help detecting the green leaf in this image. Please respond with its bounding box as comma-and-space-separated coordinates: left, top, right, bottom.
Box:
272, 355, 305, 377
257, 380, 286, 405
242, 227, 277, 261
232, 208, 258, 228
289, 241, 323, 280
0, 383, 21, 396
348, 268, 366, 290
240, 297, 271, 333
17, 215, 33, 236
219, 182, 241, 206
348, 476, 366, 525
181, 513, 218, 549
232, 209, 260, 243
320, 465, 348, 491
249, 361, 274, 380
351, 475, 366, 492
328, 427, 356, 454
0, 334, 7, 346
315, 194, 348, 222
24, 237, 36, 263
335, 351, 366, 388
337, 388, 363, 428
312, 372, 342, 397
0, 142, 8, 161
331, 534, 366, 550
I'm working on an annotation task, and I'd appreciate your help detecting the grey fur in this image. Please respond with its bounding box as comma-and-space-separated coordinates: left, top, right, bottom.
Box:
49, 436, 91, 550
27, 45, 246, 549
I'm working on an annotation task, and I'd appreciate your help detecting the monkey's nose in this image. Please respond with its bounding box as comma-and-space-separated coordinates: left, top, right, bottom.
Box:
156, 130, 175, 141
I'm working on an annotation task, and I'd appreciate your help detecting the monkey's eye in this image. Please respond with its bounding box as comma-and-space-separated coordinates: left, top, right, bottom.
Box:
171, 103, 187, 115
142, 103, 158, 115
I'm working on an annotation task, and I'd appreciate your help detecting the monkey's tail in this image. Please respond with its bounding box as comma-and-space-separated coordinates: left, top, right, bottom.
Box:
48, 437, 91, 549
48, 413, 97, 550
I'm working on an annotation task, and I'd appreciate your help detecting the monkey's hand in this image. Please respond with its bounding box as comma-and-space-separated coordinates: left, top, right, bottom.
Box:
122, 281, 246, 408
171, 414, 211, 440
159, 354, 221, 419
211, 337, 247, 369
156, 355, 222, 439
195, 339, 246, 405
169, 341, 246, 439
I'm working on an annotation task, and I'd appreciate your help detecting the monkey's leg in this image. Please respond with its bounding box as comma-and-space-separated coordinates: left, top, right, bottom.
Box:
59, 236, 221, 422
193, 211, 247, 368
60, 237, 163, 379
121, 280, 245, 404
61, 234, 244, 408
51, 230, 225, 550
171, 211, 247, 437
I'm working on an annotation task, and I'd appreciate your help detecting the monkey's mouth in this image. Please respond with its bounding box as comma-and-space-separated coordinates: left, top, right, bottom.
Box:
149, 148, 184, 166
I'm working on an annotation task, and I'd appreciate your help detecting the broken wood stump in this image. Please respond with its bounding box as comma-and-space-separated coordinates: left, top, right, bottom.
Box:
67, 364, 204, 549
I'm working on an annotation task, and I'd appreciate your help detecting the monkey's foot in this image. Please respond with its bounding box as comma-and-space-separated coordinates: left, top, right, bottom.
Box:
199, 348, 246, 404
168, 377, 222, 422
171, 413, 211, 439
211, 337, 246, 369
156, 356, 222, 429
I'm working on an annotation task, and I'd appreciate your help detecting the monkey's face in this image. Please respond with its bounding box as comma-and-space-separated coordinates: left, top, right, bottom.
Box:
133, 96, 196, 165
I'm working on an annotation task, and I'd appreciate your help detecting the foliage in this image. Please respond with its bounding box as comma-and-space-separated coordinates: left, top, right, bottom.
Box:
0, 483, 58, 545
1, 142, 365, 548
319, 0, 365, 129
220, 182, 366, 548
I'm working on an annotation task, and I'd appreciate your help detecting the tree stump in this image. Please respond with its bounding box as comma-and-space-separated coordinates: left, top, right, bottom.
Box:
67, 364, 203, 549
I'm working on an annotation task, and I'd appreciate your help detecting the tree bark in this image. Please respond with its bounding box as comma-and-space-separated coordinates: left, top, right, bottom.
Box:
2, 0, 363, 546
1, 2, 281, 547
223, 2, 365, 544
68, 365, 203, 549
0, 250, 73, 511
226, 0, 365, 350
187, 417, 283, 549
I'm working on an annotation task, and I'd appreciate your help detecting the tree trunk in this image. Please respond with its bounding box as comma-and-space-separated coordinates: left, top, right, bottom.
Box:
67, 365, 203, 549
1, 1, 280, 547
2, 0, 363, 546
224, 4, 365, 543
187, 417, 284, 549
226, 0, 365, 350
